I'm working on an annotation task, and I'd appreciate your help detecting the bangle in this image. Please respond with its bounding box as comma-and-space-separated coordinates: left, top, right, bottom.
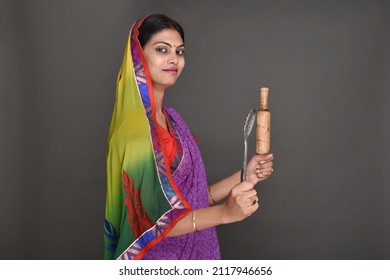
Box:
192, 210, 198, 232
208, 188, 217, 205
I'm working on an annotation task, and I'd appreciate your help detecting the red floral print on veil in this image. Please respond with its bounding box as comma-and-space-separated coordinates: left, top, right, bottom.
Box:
123, 170, 154, 238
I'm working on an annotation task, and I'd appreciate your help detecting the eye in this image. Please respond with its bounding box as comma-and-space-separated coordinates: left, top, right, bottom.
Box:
176, 49, 185, 56
155, 47, 167, 53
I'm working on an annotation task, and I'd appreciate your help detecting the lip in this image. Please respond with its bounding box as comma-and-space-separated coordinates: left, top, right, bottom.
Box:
162, 68, 178, 74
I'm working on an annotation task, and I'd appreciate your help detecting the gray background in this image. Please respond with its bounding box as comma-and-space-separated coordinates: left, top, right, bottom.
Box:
1, 0, 389, 259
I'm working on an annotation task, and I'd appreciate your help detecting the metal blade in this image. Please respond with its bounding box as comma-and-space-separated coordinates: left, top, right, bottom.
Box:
243, 108, 257, 140
241, 108, 257, 182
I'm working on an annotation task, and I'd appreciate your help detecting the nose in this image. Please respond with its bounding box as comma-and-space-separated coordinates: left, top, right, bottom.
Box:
168, 54, 179, 65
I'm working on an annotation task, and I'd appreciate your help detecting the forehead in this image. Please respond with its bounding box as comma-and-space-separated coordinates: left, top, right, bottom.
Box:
147, 28, 183, 45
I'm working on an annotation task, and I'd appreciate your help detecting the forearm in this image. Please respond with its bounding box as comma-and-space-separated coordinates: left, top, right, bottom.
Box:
166, 205, 227, 237
167, 180, 259, 237
208, 170, 240, 204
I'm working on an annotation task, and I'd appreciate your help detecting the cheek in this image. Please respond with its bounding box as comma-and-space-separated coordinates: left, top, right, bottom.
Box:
144, 52, 158, 72
179, 59, 185, 71
144, 56, 153, 71
146, 60, 159, 77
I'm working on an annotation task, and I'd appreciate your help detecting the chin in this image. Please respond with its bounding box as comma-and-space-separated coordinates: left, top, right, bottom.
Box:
164, 80, 178, 88
153, 78, 179, 91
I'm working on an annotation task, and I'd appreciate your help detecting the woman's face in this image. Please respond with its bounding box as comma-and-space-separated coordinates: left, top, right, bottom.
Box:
142, 28, 185, 91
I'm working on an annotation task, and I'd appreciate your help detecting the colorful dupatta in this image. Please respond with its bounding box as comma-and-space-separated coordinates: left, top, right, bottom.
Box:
104, 18, 220, 260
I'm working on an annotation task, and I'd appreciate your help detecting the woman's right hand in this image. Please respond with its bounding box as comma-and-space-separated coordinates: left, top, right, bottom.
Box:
168, 181, 258, 236
222, 181, 259, 223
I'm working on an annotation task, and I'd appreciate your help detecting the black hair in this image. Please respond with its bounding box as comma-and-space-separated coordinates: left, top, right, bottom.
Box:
137, 14, 185, 48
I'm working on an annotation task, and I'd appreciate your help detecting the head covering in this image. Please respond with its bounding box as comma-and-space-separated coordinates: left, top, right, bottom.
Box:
104, 16, 220, 260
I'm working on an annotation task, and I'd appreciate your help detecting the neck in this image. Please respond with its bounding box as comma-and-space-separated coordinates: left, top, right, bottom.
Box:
153, 87, 165, 114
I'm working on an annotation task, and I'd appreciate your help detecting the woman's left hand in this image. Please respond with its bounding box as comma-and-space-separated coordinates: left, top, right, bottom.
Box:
245, 154, 274, 185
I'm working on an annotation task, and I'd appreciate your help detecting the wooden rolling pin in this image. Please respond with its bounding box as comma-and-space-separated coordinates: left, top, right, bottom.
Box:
256, 87, 271, 155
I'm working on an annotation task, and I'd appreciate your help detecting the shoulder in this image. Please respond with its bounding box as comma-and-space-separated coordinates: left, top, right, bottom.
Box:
164, 107, 199, 143
163, 106, 179, 116
163, 106, 192, 133
163, 107, 185, 123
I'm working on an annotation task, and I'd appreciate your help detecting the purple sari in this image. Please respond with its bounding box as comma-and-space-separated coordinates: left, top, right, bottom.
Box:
142, 108, 221, 260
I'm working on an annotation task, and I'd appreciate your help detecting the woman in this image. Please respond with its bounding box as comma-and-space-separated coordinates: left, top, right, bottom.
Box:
104, 14, 274, 260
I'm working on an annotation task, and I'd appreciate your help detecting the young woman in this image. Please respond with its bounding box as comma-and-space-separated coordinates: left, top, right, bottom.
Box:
104, 14, 274, 260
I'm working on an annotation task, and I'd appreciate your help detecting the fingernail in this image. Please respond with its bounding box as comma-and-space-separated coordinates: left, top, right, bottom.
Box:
260, 161, 266, 164
268, 154, 273, 157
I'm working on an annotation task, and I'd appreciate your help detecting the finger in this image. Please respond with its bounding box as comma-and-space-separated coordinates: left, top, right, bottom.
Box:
259, 162, 273, 169
256, 166, 273, 173
257, 172, 273, 179
259, 154, 274, 164
251, 202, 260, 212
233, 181, 254, 192
258, 169, 272, 177
245, 199, 257, 208
257, 167, 273, 174
257, 153, 273, 159
258, 153, 273, 160
251, 154, 264, 162
254, 165, 272, 172
241, 198, 256, 208
235, 189, 257, 204
259, 168, 273, 175
259, 159, 273, 165
251, 154, 268, 164
241, 189, 257, 199
246, 201, 260, 217
235, 191, 257, 207
249, 195, 259, 206
255, 162, 273, 173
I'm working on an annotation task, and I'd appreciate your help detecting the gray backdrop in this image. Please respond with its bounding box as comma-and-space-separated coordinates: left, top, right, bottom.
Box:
1, 0, 389, 259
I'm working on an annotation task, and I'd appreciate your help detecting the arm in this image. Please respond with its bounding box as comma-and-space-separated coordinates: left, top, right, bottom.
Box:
207, 170, 241, 205
167, 181, 258, 237
208, 153, 274, 205
167, 153, 274, 237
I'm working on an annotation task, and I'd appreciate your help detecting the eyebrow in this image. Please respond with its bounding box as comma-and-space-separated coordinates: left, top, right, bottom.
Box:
153, 41, 185, 48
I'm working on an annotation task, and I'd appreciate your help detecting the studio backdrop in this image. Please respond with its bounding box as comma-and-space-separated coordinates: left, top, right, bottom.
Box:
1, 0, 389, 259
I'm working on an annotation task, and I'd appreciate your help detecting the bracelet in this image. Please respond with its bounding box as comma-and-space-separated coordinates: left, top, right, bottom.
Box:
208, 188, 217, 205
192, 210, 198, 232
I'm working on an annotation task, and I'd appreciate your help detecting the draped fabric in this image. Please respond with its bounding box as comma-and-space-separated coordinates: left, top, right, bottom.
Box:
104, 17, 220, 260
157, 113, 178, 166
